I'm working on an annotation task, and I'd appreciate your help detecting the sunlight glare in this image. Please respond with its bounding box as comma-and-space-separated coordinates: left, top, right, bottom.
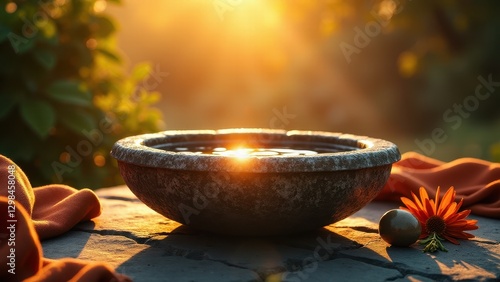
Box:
232, 148, 252, 159
226, 0, 284, 38
220, 148, 252, 159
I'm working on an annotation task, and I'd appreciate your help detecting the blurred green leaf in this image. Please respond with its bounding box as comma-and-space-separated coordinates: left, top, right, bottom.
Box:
59, 109, 97, 135
20, 99, 56, 138
33, 49, 57, 70
0, 93, 19, 119
96, 47, 121, 63
91, 15, 116, 38
47, 80, 92, 106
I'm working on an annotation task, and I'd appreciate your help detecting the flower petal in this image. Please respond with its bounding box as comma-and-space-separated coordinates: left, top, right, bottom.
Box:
463, 221, 479, 231
411, 192, 425, 213
446, 221, 468, 228
434, 186, 441, 211
456, 209, 471, 218
442, 202, 457, 220
401, 197, 418, 210
437, 187, 455, 216
401, 197, 428, 221
445, 229, 474, 240
400, 205, 427, 223
461, 231, 476, 238
454, 198, 464, 213
419, 187, 430, 202
424, 199, 435, 217
429, 199, 437, 215
442, 234, 460, 245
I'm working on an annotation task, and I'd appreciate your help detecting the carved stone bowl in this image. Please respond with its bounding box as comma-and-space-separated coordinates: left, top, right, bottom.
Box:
111, 129, 400, 236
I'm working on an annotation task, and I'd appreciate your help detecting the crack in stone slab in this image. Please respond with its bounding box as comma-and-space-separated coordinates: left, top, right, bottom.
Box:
469, 238, 499, 245
123, 236, 294, 281
337, 253, 452, 281
195, 254, 286, 282
279, 243, 366, 274
73, 227, 151, 244
271, 257, 406, 282
160, 244, 208, 260
140, 243, 265, 281
72, 228, 264, 281
205, 258, 269, 282
348, 226, 379, 234
275, 238, 363, 254
98, 195, 141, 202
483, 278, 500, 282
73, 226, 204, 245
333, 225, 379, 234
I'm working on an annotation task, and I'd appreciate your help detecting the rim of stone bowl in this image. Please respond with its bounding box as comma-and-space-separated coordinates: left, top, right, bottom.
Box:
110, 128, 401, 172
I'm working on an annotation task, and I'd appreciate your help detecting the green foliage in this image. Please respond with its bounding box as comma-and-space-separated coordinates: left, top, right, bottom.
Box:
19, 99, 56, 138
0, 0, 163, 188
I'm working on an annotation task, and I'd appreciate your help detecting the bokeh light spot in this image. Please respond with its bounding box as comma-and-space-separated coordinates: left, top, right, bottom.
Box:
398, 51, 418, 77
60, 152, 71, 163
5, 2, 17, 14
94, 0, 107, 13
94, 154, 106, 167
86, 38, 98, 50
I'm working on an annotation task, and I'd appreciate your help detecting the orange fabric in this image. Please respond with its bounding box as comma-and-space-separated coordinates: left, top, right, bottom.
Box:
376, 152, 500, 219
0, 155, 130, 282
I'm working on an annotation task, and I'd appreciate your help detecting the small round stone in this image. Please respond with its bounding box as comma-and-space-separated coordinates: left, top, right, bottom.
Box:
379, 209, 421, 247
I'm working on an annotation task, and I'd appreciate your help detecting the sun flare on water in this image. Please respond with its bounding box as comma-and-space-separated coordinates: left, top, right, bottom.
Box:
214, 147, 253, 159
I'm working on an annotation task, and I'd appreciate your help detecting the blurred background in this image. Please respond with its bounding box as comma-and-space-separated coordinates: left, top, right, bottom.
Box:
1, 0, 499, 188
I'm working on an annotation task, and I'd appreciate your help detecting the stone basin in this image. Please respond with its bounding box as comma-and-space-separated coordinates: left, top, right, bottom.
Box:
110, 128, 400, 236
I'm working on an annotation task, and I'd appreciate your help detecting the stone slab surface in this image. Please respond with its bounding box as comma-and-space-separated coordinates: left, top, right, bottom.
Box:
42, 185, 500, 282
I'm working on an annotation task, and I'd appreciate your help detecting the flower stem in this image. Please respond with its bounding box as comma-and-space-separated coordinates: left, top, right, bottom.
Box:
419, 232, 448, 253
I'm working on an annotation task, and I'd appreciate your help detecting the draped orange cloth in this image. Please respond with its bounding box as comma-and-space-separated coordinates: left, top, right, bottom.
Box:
376, 152, 500, 219
0, 155, 130, 282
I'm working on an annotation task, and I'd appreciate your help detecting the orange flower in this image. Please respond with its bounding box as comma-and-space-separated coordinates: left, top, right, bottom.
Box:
400, 186, 478, 252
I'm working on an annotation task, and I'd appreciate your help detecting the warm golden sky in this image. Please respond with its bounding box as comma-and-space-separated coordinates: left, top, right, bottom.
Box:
108, 0, 390, 137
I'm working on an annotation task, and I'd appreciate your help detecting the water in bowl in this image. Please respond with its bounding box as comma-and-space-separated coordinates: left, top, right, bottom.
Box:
164, 144, 353, 157
178, 147, 318, 157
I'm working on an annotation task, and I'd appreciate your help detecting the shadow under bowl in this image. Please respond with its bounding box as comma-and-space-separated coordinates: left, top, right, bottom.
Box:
111, 128, 401, 236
